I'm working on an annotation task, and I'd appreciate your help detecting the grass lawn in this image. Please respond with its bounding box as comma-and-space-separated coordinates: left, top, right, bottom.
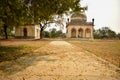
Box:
67, 39, 120, 67
0, 40, 50, 62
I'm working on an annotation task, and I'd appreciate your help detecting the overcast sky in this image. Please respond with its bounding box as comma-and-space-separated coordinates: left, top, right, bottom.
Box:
82, 0, 120, 33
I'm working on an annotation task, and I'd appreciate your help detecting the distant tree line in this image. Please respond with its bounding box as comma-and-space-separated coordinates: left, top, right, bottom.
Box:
43, 28, 66, 38
94, 27, 120, 39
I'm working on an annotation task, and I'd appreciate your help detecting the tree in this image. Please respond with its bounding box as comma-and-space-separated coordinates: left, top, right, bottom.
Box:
0, 0, 29, 39
50, 28, 57, 38
43, 31, 50, 38
107, 29, 116, 38
0, 0, 82, 39
0, 25, 13, 38
56, 30, 63, 37
25, 0, 81, 39
43, 28, 65, 38
117, 33, 120, 39
94, 27, 117, 39
98, 27, 110, 38
94, 29, 101, 39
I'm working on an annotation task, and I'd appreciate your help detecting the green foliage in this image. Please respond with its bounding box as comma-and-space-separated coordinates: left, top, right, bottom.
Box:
0, 0, 30, 39
26, 0, 81, 39
94, 27, 117, 39
43, 31, 50, 38
43, 28, 66, 38
26, 0, 81, 23
49, 28, 66, 38
0, 25, 14, 37
50, 28, 57, 38
0, 0, 81, 39
0, 0, 29, 26
117, 33, 120, 39
0, 27, 4, 36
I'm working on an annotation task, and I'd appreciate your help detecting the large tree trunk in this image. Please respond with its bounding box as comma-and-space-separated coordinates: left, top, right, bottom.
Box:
40, 28, 43, 39
3, 24, 8, 39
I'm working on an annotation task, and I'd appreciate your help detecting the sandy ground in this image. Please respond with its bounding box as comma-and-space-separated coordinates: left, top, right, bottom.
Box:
0, 41, 120, 80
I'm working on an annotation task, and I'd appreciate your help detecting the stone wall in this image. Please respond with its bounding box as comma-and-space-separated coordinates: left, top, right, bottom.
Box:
35, 25, 40, 39
15, 24, 40, 39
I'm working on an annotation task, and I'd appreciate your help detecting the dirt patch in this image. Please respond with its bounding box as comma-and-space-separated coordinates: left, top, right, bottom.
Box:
49, 41, 73, 46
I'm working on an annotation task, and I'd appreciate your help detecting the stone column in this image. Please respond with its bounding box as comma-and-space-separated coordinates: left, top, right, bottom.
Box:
91, 27, 94, 39
83, 28, 86, 38
67, 28, 71, 38
66, 28, 68, 38
76, 29, 78, 38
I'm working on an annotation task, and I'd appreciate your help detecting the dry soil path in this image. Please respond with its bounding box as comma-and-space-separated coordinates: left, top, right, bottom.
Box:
0, 41, 120, 80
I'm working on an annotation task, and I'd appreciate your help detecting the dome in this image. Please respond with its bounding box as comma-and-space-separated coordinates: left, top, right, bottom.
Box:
69, 12, 92, 26
71, 13, 87, 20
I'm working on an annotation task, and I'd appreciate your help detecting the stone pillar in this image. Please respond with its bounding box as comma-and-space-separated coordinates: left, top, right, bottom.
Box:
91, 27, 94, 39
83, 28, 86, 38
67, 28, 71, 38
66, 28, 68, 38
21, 27, 23, 37
76, 29, 78, 38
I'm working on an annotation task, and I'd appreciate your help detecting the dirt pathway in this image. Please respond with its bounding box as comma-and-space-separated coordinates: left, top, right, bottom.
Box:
0, 41, 120, 80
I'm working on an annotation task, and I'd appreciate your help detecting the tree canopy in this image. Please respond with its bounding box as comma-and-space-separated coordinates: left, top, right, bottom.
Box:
24, 0, 81, 39
94, 27, 117, 39
43, 28, 65, 38
0, 0, 81, 39
0, 0, 29, 26
0, 0, 29, 39
25, 0, 81, 23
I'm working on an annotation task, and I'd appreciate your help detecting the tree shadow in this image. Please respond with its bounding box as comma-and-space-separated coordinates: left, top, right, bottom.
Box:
0, 45, 28, 62
0, 46, 57, 75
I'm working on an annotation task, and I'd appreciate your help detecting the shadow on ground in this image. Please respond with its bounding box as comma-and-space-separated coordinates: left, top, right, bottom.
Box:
0, 45, 28, 62
0, 46, 57, 75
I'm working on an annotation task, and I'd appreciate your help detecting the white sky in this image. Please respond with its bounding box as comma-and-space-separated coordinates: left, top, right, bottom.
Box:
46, 0, 120, 33
82, 0, 120, 33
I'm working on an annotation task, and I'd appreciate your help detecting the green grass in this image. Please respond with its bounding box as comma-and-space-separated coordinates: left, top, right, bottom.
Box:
67, 39, 120, 67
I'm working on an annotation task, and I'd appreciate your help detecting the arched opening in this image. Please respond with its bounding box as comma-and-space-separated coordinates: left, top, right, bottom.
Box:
78, 28, 83, 38
23, 28, 27, 37
71, 28, 76, 38
85, 28, 91, 38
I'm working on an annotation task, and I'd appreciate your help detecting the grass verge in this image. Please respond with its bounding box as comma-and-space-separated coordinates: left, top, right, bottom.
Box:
67, 39, 120, 67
